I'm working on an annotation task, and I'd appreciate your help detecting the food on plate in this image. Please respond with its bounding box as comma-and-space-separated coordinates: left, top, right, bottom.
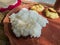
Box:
9, 8, 48, 38
31, 4, 44, 12
45, 7, 59, 19
48, 8, 56, 12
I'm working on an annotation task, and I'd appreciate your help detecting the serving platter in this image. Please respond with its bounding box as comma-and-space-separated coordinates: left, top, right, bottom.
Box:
3, 3, 60, 45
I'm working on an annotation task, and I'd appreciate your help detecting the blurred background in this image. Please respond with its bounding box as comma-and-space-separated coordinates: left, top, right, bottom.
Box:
23, 0, 56, 4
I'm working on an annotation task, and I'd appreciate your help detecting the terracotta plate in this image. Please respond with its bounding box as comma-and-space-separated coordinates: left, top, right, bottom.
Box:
3, 4, 60, 45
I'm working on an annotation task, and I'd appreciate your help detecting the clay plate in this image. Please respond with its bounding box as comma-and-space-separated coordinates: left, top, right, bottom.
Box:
3, 4, 60, 45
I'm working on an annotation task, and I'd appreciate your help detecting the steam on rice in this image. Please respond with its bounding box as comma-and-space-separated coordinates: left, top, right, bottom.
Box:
9, 8, 48, 38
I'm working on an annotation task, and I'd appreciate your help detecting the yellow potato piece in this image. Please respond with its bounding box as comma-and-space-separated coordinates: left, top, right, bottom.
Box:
45, 8, 59, 19
49, 8, 56, 12
45, 9, 50, 17
31, 4, 44, 12
31, 6, 36, 10
35, 5, 40, 8
49, 12, 59, 19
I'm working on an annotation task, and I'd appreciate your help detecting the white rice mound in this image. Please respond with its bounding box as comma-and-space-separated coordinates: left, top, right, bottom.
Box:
9, 8, 49, 38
